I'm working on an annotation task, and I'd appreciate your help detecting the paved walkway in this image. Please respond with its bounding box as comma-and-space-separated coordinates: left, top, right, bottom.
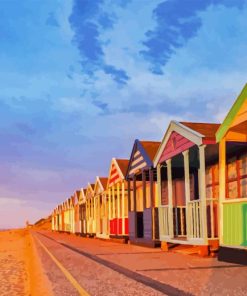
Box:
38, 231, 247, 295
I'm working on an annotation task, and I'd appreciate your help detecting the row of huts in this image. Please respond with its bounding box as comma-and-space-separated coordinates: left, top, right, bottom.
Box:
52, 85, 247, 263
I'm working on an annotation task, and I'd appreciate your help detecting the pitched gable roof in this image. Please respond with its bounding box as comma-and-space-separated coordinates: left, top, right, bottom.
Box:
126, 140, 161, 177
99, 177, 108, 190
107, 158, 129, 187
181, 122, 220, 141
216, 84, 247, 142
115, 159, 129, 176
140, 141, 161, 162
154, 120, 220, 167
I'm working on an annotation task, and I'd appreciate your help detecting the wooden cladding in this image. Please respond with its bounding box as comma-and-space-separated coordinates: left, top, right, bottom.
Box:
206, 164, 219, 199
226, 152, 247, 199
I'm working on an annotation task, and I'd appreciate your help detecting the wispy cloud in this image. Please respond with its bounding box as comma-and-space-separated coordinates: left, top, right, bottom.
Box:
140, 0, 245, 74
69, 0, 130, 85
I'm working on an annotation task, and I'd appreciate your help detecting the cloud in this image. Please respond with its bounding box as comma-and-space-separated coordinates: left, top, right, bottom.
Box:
69, 0, 130, 85
140, 0, 245, 74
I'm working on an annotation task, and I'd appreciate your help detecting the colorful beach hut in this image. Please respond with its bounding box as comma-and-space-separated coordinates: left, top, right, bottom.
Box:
64, 198, 71, 232
78, 189, 87, 236
107, 158, 129, 241
126, 140, 161, 247
69, 195, 76, 233
86, 183, 95, 236
94, 177, 109, 239
51, 207, 57, 231
74, 190, 81, 235
60, 202, 65, 232
154, 121, 220, 255
216, 85, 247, 264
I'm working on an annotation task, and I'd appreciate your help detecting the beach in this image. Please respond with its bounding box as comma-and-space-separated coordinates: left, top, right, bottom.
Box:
0, 229, 53, 296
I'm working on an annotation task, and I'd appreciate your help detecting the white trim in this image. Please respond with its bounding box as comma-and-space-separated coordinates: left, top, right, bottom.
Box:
153, 120, 203, 167
160, 236, 206, 245
166, 159, 174, 237
223, 197, 247, 204
183, 150, 191, 237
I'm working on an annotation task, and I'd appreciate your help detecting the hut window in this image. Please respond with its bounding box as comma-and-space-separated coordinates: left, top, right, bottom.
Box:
226, 153, 247, 199
206, 164, 219, 200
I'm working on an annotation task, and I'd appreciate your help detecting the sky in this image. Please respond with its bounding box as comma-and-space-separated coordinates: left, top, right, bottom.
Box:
0, 0, 247, 228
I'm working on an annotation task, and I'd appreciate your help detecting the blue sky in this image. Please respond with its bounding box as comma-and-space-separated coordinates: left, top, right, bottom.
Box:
0, 0, 247, 228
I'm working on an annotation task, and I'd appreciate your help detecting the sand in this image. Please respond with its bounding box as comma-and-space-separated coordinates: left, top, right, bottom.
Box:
0, 229, 53, 296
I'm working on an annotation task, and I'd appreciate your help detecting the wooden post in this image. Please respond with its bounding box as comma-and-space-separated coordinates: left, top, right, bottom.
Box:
133, 176, 137, 212
199, 145, 208, 243
142, 170, 146, 209
112, 184, 115, 218
149, 169, 155, 239
219, 138, 226, 245
117, 182, 120, 219
127, 179, 131, 212
157, 163, 163, 239
122, 181, 125, 234
149, 170, 154, 207
183, 150, 191, 238
166, 159, 174, 237
117, 182, 120, 235
133, 175, 137, 237
157, 164, 162, 206
108, 188, 111, 220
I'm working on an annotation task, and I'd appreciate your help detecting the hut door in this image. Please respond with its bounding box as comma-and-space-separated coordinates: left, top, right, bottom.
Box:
173, 179, 186, 237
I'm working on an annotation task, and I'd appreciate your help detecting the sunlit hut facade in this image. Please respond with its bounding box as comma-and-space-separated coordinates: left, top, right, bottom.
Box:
107, 158, 129, 240
79, 189, 87, 236
51, 207, 58, 231
94, 177, 109, 239
54, 205, 62, 231
216, 85, 247, 264
126, 140, 161, 247
60, 202, 66, 232
64, 198, 71, 232
69, 195, 76, 234
154, 121, 220, 256
86, 183, 95, 236
74, 190, 81, 235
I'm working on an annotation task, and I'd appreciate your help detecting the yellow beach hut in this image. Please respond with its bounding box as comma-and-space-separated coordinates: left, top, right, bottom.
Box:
216, 85, 247, 264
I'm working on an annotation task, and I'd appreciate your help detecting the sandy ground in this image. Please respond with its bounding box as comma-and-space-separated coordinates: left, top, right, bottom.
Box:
0, 229, 53, 296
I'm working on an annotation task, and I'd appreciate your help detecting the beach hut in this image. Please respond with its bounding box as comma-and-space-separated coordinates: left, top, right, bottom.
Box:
154, 120, 220, 255
107, 158, 129, 241
69, 196, 76, 234
94, 177, 109, 239
56, 205, 61, 231
79, 189, 87, 236
216, 85, 247, 264
74, 191, 81, 235
126, 140, 161, 247
51, 208, 56, 231
64, 199, 71, 232
60, 202, 65, 232
86, 183, 95, 236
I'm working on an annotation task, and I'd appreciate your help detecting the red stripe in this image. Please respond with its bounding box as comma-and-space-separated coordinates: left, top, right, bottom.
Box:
111, 167, 117, 174
109, 174, 120, 185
